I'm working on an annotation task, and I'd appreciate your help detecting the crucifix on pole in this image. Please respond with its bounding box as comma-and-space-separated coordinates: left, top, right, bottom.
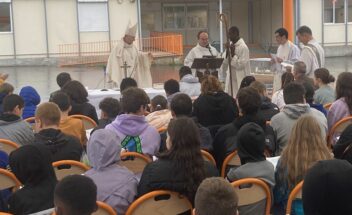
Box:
121, 61, 131, 78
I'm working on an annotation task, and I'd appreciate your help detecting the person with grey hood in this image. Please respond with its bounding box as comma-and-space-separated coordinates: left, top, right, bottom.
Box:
270, 82, 327, 155
179, 66, 201, 98
85, 129, 138, 215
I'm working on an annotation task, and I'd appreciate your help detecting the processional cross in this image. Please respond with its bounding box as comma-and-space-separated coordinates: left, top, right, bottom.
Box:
121, 61, 131, 78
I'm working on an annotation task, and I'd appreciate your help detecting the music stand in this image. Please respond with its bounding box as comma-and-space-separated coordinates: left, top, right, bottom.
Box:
191, 58, 224, 81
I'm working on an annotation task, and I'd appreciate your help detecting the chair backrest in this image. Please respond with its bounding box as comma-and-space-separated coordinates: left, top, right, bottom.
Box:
0, 139, 19, 155
327, 116, 352, 145
221, 150, 241, 177
24, 116, 36, 130
0, 168, 21, 190
231, 178, 271, 215
119, 152, 151, 174
201, 150, 216, 166
0, 212, 13, 215
286, 181, 303, 215
69, 114, 97, 130
52, 160, 90, 180
157, 127, 167, 133
125, 190, 192, 215
323, 103, 332, 111
94, 201, 117, 215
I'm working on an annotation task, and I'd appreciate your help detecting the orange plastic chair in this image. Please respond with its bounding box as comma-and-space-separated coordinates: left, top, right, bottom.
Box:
95, 201, 117, 215
231, 178, 272, 215
286, 181, 304, 215
69, 114, 97, 130
157, 127, 167, 133
52, 160, 90, 180
327, 116, 352, 146
24, 116, 35, 123
0, 212, 13, 215
52, 201, 117, 215
323, 103, 332, 111
125, 190, 192, 215
0, 168, 21, 192
201, 150, 216, 166
120, 152, 152, 174
221, 150, 241, 177
0, 139, 19, 155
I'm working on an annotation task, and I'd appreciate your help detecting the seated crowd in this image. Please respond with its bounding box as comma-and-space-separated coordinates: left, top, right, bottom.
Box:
1, 62, 352, 215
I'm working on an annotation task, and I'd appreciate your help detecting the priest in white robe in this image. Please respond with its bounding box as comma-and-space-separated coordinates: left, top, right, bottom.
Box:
272, 28, 300, 92
184, 31, 219, 76
221, 26, 251, 97
296, 25, 325, 78
106, 22, 153, 88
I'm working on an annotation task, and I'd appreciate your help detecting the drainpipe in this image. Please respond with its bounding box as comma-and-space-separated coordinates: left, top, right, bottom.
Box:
137, 0, 142, 50
219, 0, 223, 53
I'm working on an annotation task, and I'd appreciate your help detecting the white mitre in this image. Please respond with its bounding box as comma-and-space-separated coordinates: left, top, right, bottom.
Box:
125, 21, 137, 37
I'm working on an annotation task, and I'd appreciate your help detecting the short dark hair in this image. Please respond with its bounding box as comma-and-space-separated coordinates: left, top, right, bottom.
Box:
164, 79, 180, 95
283, 82, 306, 104
121, 87, 150, 113
179, 66, 192, 79
275, 28, 289, 39
99, 97, 120, 118
195, 177, 238, 215
151, 95, 167, 111
237, 87, 261, 115
55, 175, 97, 215
296, 25, 312, 36
229, 26, 240, 37
170, 93, 192, 117
3, 94, 24, 113
50, 91, 71, 112
61, 80, 88, 104
239, 76, 256, 89
56, 72, 72, 88
197, 30, 208, 39
0, 83, 14, 95
294, 61, 307, 74
250, 81, 266, 95
120, 78, 137, 92
303, 82, 315, 104
35, 102, 61, 126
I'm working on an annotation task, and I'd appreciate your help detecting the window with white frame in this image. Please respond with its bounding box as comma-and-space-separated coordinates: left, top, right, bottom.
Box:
324, 0, 345, 23
78, 0, 109, 32
0, 0, 11, 32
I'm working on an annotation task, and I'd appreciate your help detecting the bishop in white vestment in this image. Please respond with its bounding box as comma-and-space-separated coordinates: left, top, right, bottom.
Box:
106, 23, 153, 88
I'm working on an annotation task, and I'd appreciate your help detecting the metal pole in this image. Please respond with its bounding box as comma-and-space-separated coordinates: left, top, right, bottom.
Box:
10, 1, 16, 59
321, 0, 325, 46
219, 0, 223, 53
76, 0, 81, 56
107, 0, 112, 52
43, 0, 49, 58
137, 0, 143, 50
345, 0, 348, 46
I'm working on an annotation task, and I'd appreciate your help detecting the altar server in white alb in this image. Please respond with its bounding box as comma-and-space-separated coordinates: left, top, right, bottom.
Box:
221, 26, 251, 97
184, 31, 219, 75
296, 25, 325, 78
106, 22, 153, 88
272, 28, 300, 91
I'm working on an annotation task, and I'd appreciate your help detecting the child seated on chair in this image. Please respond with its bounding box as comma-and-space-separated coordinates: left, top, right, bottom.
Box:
226, 122, 275, 215
85, 129, 138, 215
194, 177, 238, 215
8, 145, 57, 214
33, 102, 82, 162
146, 95, 172, 130
54, 175, 98, 215
50, 91, 87, 145
91, 97, 121, 134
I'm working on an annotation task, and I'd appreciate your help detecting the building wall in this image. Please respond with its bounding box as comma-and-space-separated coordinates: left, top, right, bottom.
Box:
0, 0, 137, 59
300, 0, 322, 43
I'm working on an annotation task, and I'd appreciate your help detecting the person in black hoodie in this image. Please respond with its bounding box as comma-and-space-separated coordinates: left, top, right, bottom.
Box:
249, 81, 280, 121
213, 87, 275, 170
334, 124, 352, 164
61, 80, 98, 124
91, 97, 120, 134
8, 144, 57, 214
34, 102, 82, 162
193, 75, 238, 127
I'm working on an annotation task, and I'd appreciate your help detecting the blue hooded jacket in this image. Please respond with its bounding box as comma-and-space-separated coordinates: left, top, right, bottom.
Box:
19, 86, 41, 119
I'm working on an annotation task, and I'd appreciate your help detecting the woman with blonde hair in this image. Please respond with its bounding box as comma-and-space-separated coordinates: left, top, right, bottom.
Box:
274, 115, 332, 215
193, 75, 238, 127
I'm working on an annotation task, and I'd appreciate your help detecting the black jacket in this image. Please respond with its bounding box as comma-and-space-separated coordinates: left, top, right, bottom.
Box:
69, 101, 99, 124
193, 91, 239, 127
259, 96, 280, 121
213, 114, 276, 169
34, 128, 82, 162
138, 158, 219, 204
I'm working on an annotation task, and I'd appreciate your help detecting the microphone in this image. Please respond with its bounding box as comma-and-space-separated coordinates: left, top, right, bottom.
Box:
206, 44, 213, 56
